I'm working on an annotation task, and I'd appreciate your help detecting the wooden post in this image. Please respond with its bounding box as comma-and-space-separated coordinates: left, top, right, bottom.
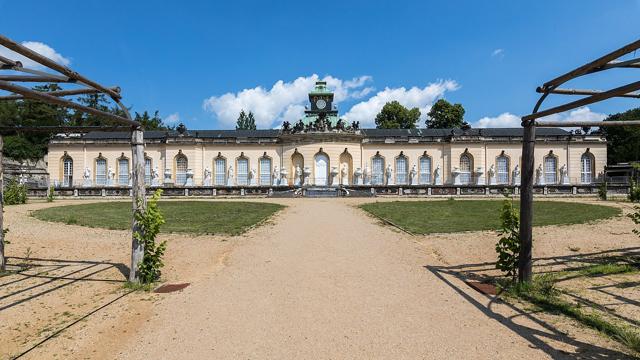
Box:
129, 128, 146, 282
0, 135, 4, 272
518, 121, 535, 283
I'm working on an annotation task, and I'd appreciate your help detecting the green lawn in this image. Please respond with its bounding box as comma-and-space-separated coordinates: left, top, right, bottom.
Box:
32, 201, 285, 235
359, 200, 621, 234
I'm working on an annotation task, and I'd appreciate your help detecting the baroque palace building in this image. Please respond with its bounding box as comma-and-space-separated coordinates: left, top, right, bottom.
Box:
47, 81, 607, 195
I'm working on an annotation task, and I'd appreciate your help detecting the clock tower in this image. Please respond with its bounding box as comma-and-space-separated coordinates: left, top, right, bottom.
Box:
308, 81, 337, 115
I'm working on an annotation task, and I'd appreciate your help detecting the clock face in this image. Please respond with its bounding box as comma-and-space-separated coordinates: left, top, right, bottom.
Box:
316, 99, 327, 110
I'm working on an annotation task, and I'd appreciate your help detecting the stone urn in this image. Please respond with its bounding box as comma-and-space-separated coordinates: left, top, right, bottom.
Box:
354, 167, 363, 185
303, 167, 311, 186
330, 166, 339, 186
279, 168, 288, 186
451, 167, 461, 185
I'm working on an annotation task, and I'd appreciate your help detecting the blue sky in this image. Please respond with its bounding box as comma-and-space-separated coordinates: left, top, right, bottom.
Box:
1, 1, 639, 129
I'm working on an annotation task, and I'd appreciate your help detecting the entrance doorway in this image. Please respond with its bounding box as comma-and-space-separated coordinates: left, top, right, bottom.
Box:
314, 153, 329, 186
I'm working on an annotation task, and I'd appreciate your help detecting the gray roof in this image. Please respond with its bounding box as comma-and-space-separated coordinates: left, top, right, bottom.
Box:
62, 127, 571, 141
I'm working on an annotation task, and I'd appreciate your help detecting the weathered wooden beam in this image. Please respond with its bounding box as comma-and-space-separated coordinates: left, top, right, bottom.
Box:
518, 122, 535, 283
523, 80, 640, 121
0, 135, 4, 272
0, 86, 120, 101
129, 128, 146, 283
0, 75, 72, 83
535, 120, 640, 127
0, 80, 139, 127
0, 34, 121, 99
0, 125, 131, 134
542, 39, 640, 90
537, 87, 640, 99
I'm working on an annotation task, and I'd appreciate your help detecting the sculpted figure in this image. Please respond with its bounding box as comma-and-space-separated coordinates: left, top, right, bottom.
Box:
409, 165, 417, 184
488, 164, 495, 177
83, 167, 91, 180
535, 164, 543, 183
107, 167, 115, 180
385, 164, 393, 184
512, 164, 520, 178
559, 164, 567, 178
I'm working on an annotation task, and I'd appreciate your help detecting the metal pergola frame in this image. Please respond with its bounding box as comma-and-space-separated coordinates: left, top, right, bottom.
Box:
0, 34, 147, 283
518, 39, 640, 283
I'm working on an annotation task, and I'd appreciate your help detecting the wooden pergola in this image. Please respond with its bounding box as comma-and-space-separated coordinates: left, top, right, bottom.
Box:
0, 34, 147, 282
519, 39, 640, 283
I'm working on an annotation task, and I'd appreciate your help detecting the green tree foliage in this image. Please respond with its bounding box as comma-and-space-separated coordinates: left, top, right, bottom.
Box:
134, 189, 167, 284
374, 101, 420, 129
495, 194, 520, 279
629, 205, 640, 238
601, 107, 640, 164
236, 110, 257, 130
4, 179, 27, 205
134, 111, 174, 130
426, 99, 465, 128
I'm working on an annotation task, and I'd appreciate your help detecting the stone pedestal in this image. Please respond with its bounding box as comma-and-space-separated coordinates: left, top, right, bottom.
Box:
185, 169, 194, 186
452, 170, 461, 185
152, 178, 161, 186
354, 168, 363, 185
512, 175, 520, 186
561, 174, 570, 185
83, 179, 92, 187
434, 172, 442, 185
164, 169, 172, 186
489, 175, 497, 185
107, 179, 114, 186
475, 167, 485, 186
341, 174, 348, 186
226, 176, 234, 187
303, 167, 311, 186
279, 169, 288, 186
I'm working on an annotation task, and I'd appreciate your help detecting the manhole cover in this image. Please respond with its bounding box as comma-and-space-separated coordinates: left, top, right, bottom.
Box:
154, 283, 190, 293
465, 281, 497, 295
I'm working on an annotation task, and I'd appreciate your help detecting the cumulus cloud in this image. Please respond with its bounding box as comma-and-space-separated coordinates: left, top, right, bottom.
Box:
342, 80, 460, 128
474, 107, 606, 128
0, 41, 70, 69
164, 112, 180, 124
202, 74, 374, 128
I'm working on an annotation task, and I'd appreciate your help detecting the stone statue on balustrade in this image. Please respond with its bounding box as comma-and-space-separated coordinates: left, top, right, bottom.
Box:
273, 166, 280, 186
433, 165, 442, 185
249, 168, 257, 186
294, 166, 302, 186
409, 165, 417, 185
560, 164, 569, 185
107, 167, 115, 186
83, 167, 92, 187
511, 165, 521, 186
203, 167, 212, 186
385, 164, 393, 185
488, 164, 497, 185
152, 167, 160, 186
227, 166, 235, 187
535, 164, 544, 185
340, 164, 349, 186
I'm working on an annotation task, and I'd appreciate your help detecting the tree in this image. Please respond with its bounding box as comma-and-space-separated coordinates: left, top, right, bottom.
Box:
601, 107, 640, 164
236, 110, 257, 130
426, 99, 465, 128
374, 101, 420, 129
134, 111, 174, 130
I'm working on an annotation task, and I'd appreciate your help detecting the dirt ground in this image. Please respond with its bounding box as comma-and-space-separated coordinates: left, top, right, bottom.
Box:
0, 197, 638, 359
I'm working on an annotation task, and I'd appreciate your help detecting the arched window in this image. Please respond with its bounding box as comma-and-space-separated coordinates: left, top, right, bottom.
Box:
419, 156, 432, 184
496, 155, 509, 185
118, 157, 129, 186
259, 156, 272, 186
62, 156, 73, 187
96, 157, 107, 186
459, 153, 473, 185
544, 155, 557, 184
581, 152, 594, 184
237, 157, 249, 186
144, 158, 152, 185
214, 157, 226, 185
176, 154, 188, 186
395, 155, 408, 185
371, 155, 384, 185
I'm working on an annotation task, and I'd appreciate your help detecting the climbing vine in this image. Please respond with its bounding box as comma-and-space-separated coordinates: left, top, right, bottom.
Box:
134, 189, 166, 284
495, 193, 521, 279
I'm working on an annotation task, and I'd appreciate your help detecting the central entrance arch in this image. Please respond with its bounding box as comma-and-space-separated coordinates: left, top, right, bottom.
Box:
314, 152, 329, 186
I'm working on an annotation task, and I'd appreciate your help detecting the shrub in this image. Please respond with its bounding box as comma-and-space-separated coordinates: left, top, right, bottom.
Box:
598, 181, 607, 201
495, 194, 520, 279
46, 185, 55, 203
629, 180, 640, 203
629, 205, 640, 238
4, 179, 27, 205
134, 189, 166, 284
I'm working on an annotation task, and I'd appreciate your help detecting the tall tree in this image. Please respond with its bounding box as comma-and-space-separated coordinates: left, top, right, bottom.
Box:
236, 110, 257, 130
601, 107, 640, 164
134, 110, 174, 130
374, 101, 420, 129
426, 99, 465, 128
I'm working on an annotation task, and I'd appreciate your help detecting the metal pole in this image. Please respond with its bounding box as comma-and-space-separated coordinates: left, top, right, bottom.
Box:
129, 127, 146, 282
518, 120, 535, 283
0, 135, 4, 272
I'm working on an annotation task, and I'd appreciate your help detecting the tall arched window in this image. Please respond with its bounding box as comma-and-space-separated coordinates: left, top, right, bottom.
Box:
581, 152, 594, 184
496, 155, 509, 185
214, 157, 226, 185
371, 155, 384, 185
62, 156, 73, 187
259, 156, 272, 185
459, 153, 473, 185
176, 154, 188, 186
118, 157, 129, 186
96, 157, 107, 186
395, 155, 408, 185
237, 157, 249, 186
419, 156, 432, 184
544, 155, 557, 184
144, 158, 152, 185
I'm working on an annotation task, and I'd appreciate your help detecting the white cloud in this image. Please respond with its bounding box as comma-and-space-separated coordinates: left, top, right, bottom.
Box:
474, 107, 606, 128
164, 112, 180, 124
342, 80, 460, 128
0, 41, 71, 69
202, 74, 374, 128
491, 48, 504, 58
